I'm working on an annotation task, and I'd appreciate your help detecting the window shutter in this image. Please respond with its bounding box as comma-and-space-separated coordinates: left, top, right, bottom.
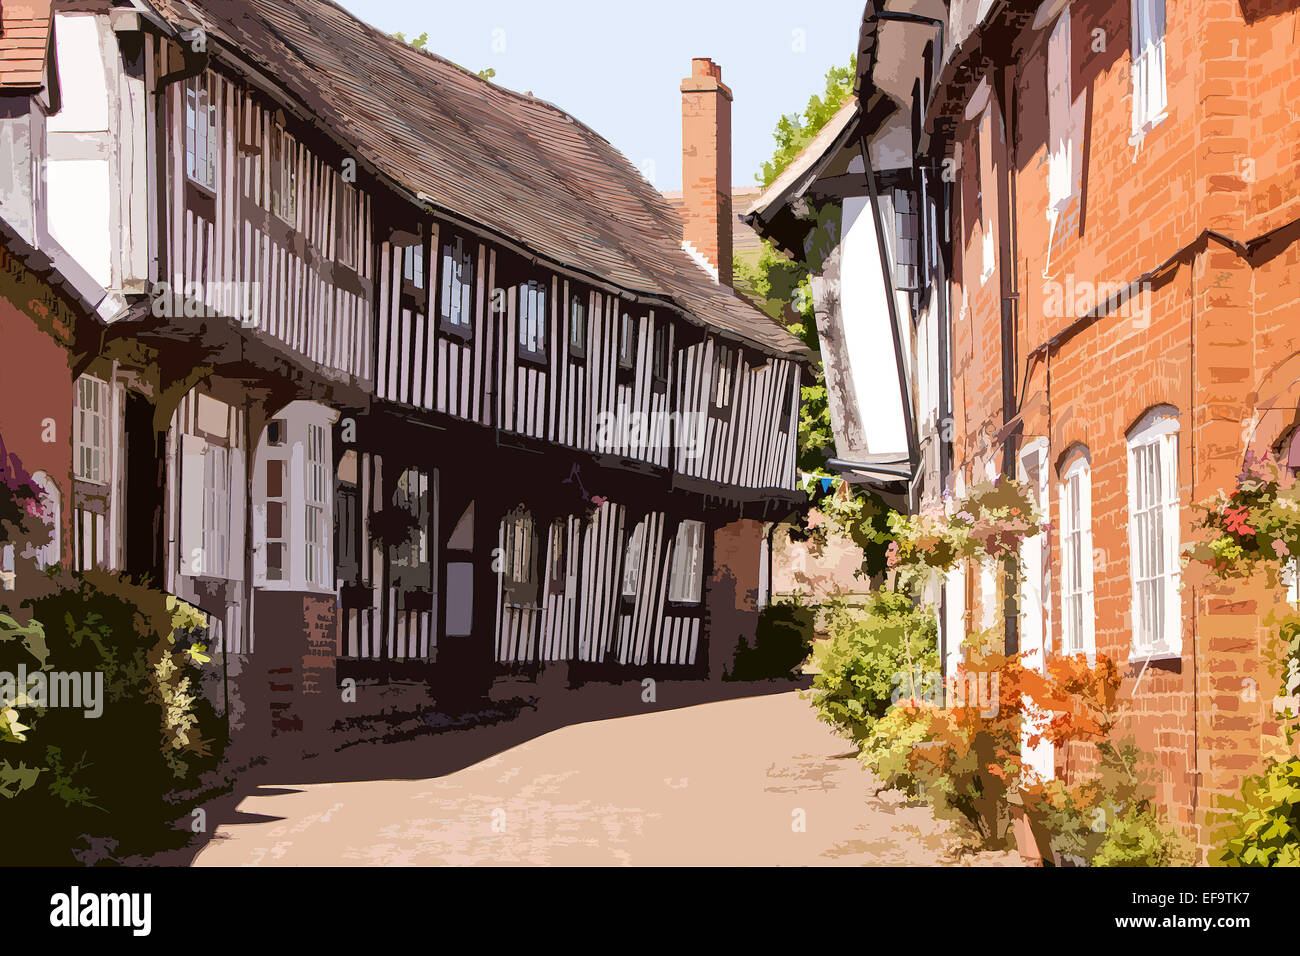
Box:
180, 433, 206, 576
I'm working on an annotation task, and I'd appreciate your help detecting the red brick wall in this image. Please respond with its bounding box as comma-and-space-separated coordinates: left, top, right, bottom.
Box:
0, 258, 75, 559
706, 518, 763, 677
947, 0, 1300, 849
681, 57, 733, 286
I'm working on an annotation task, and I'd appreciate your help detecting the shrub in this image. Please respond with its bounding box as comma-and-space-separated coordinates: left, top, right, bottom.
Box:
1093, 804, 1196, 868
859, 700, 935, 795
0, 571, 225, 863
728, 598, 816, 681
807, 590, 938, 744
1212, 757, 1300, 867
907, 644, 1027, 848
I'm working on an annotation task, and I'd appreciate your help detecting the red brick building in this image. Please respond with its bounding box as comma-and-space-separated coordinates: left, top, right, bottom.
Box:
752, 0, 1300, 854
930, 0, 1300, 850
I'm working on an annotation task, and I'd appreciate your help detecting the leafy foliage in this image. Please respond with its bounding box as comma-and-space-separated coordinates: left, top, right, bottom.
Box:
0, 572, 225, 863
1212, 757, 1300, 867
1186, 454, 1300, 579
1092, 804, 1196, 867
808, 590, 938, 744
887, 478, 1046, 588
757, 57, 857, 189
728, 597, 815, 681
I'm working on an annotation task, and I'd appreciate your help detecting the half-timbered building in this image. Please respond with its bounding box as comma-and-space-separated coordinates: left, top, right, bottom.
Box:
0, 0, 805, 735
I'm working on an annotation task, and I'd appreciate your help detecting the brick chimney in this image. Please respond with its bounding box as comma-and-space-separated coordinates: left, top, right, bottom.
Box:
681, 57, 733, 287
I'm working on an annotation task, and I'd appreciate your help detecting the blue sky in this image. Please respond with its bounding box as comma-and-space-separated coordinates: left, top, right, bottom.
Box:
337, 0, 864, 192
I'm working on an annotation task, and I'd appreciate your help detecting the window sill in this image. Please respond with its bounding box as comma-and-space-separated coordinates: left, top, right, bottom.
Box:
518, 350, 549, 368
1128, 112, 1168, 154
439, 322, 474, 344
1129, 647, 1181, 665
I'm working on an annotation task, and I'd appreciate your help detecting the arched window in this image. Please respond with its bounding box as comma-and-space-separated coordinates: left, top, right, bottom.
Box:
1058, 449, 1095, 657
1127, 407, 1180, 657
28, 471, 60, 571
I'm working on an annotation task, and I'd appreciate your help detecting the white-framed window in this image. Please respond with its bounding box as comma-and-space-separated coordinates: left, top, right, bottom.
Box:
74, 375, 109, 485
1127, 408, 1180, 657
439, 234, 474, 331
271, 127, 298, 225
179, 392, 242, 580
1059, 451, 1096, 657
1130, 0, 1168, 147
263, 420, 287, 582
254, 402, 334, 593
517, 278, 547, 360
1047, 7, 1080, 217
184, 73, 218, 191
977, 100, 996, 284
668, 519, 705, 604
622, 521, 646, 598
304, 422, 330, 589
336, 182, 359, 268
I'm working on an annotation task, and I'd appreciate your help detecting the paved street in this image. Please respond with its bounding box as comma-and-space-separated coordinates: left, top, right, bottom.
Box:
191, 687, 1019, 866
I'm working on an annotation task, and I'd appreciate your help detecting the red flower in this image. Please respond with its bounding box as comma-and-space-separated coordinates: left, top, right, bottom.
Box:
1222, 506, 1255, 536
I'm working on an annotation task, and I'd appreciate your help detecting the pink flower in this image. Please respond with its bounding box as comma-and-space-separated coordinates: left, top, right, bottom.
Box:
886, 540, 900, 568
1272, 539, 1290, 561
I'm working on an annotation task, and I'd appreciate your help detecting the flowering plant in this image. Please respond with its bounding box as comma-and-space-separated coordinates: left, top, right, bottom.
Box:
1185, 453, 1300, 581
886, 478, 1046, 585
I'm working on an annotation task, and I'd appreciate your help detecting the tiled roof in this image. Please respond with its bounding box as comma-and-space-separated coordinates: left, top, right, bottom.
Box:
0, 0, 52, 92
155, 0, 807, 358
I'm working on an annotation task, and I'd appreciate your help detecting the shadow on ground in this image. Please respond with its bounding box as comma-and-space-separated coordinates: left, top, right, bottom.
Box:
148, 675, 813, 865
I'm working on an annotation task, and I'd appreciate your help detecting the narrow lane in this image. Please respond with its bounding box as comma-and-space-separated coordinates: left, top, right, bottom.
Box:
192, 690, 1018, 866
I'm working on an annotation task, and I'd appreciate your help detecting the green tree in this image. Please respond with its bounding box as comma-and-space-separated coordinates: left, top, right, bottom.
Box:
740, 56, 893, 576
758, 57, 857, 188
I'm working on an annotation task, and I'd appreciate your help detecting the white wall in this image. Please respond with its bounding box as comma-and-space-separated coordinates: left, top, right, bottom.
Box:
839, 195, 909, 458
